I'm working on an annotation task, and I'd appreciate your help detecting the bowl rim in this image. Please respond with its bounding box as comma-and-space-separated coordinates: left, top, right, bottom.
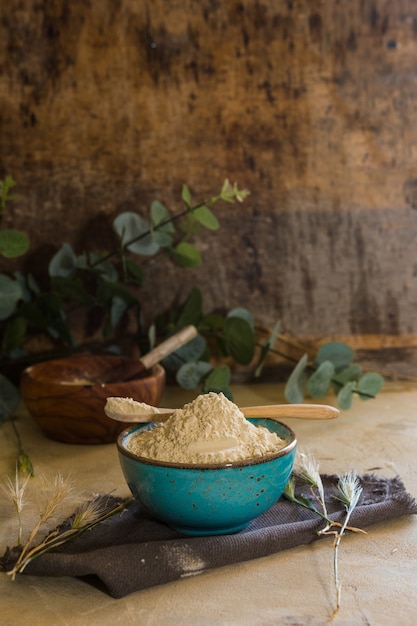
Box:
117, 418, 297, 469
21, 358, 165, 387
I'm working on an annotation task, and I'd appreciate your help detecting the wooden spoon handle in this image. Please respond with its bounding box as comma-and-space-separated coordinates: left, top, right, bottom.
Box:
140, 326, 198, 370
105, 401, 340, 423
242, 404, 340, 420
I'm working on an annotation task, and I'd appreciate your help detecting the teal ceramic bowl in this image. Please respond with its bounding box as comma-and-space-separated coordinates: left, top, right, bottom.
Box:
117, 419, 297, 536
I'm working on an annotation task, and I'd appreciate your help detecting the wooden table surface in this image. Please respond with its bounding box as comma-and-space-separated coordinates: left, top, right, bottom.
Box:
1, 382, 416, 626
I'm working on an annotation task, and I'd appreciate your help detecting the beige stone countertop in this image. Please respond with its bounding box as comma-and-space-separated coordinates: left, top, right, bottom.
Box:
0, 382, 416, 626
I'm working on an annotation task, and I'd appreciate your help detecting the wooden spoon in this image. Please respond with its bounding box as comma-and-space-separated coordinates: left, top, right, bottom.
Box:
93, 325, 197, 383
104, 399, 340, 423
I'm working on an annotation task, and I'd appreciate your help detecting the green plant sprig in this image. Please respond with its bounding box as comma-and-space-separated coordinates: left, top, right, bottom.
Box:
283, 453, 366, 616
0, 469, 135, 579
91, 179, 249, 269
0, 176, 29, 259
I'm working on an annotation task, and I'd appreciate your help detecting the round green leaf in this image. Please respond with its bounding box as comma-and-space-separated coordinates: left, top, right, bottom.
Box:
51, 276, 93, 303
0, 229, 29, 258
49, 243, 77, 278
315, 342, 355, 371
181, 184, 192, 208
97, 280, 138, 306
332, 364, 362, 385
162, 334, 207, 370
113, 212, 159, 256
2, 316, 27, 354
0, 274, 23, 320
0, 374, 20, 422
151, 200, 175, 247
175, 287, 203, 327
284, 353, 308, 404
126, 260, 144, 284
203, 364, 231, 391
337, 381, 356, 410
223, 316, 255, 365
358, 372, 384, 400
176, 361, 213, 390
227, 307, 254, 330
110, 296, 128, 328
307, 360, 335, 398
173, 242, 201, 267
201, 313, 225, 332
255, 319, 281, 377
193, 205, 220, 230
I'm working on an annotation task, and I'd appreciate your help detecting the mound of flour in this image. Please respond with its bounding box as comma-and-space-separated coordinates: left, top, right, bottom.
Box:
127, 392, 286, 464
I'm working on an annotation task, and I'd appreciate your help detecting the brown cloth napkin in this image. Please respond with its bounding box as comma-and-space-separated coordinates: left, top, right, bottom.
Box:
3, 474, 416, 598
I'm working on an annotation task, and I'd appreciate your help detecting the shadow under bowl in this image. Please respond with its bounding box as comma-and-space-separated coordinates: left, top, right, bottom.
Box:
117, 419, 297, 536
20, 356, 165, 445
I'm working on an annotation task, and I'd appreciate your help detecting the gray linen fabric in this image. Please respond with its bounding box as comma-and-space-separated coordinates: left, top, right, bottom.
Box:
2, 474, 416, 598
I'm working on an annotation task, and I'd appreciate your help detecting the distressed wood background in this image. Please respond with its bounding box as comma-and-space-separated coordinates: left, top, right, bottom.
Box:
1, 0, 417, 372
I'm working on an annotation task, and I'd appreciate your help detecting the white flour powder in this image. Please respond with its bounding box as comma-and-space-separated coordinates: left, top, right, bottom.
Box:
127, 392, 286, 464
105, 396, 161, 415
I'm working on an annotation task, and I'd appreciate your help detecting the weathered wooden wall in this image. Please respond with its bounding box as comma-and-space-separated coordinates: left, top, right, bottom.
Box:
1, 0, 417, 358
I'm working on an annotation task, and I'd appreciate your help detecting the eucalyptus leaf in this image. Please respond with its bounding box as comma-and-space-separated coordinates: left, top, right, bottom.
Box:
0, 175, 17, 212
173, 241, 201, 267
37, 292, 63, 316
176, 361, 213, 390
254, 319, 281, 378
332, 364, 362, 385
223, 316, 255, 365
162, 333, 207, 370
181, 184, 192, 208
14, 271, 34, 302
315, 342, 355, 371
110, 296, 128, 329
50, 276, 93, 303
284, 353, 308, 404
91, 258, 118, 282
175, 287, 203, 327
337, 381, 357, 410
48, 313, 75, 346
26, 272, 40, 296
193, 205, 220, 230
96, 280, 138, 306
20, 301, 49, 330
150, 200, 173, 230
150, 200, 175, 247
125, 260, 144, 284
148, 324, 156, 350
202, 364, 231, 392
0, 229, 29, 258
227, 307, 254, 330
0, 274, 23, 320
358, 372, 384, 400
49, 243, 77, 278
2, 316, 27, 354
0, 374, 21, 423
113, 212, 159, 256
201, 313, 225, 332
331, 364, 362, 394
307, 360, 335, 398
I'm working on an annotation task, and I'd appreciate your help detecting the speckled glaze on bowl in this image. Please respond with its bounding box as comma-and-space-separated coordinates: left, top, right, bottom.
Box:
117, 418, 297, 536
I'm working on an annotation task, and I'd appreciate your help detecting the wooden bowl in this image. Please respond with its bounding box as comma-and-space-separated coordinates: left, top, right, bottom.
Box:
20, 356, 166, 444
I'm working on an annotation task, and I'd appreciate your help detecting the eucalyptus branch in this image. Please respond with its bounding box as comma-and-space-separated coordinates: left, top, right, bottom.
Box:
264, 343, 376, 400
92, 180, 247, 269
